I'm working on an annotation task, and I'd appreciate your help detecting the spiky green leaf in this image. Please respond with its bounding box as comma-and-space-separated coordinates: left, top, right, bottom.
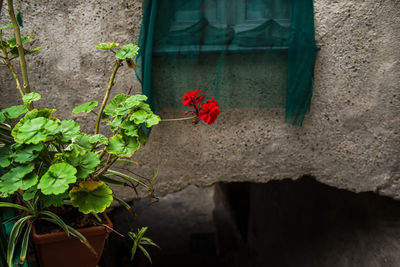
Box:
38, 162, 77, 195
69, 181, 113, 214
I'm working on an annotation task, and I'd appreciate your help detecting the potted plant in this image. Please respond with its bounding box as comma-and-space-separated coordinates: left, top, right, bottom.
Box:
0, 1, 221, 266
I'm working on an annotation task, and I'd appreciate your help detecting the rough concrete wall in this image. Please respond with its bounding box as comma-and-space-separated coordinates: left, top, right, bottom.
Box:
0, 1, 399, 200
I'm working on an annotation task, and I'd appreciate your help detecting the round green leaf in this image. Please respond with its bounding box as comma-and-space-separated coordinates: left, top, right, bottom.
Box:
106, 134, 140, 158
145, 114, 161, 127
12, 117, 59, 144
66, 152, 100, 179
58, 120, 81, 142
69, 181, 113, 214
64, 134, 92, 157
22, 92, 41, 104
2, 105, 28, 119
95, 42, 119, 50
0, 144, 11, 167
115, 44, 139, 60
13, 143, 44, 163
72, 101, 98, 114
38, 163, 77, 195
0, 165, 36, 194
104, 94, 128, 116
89, 134, 108, 145
40, 192, 68, 208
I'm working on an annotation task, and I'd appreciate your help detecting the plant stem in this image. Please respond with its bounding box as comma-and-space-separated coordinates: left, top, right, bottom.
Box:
1, 48, 24, 98
161, 116, 197, 122
7, 0, 33, 109
95, 59, 122, 134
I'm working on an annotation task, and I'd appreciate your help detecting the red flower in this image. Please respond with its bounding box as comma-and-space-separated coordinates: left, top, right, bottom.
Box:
198, 96, 220, 125
181, 89, 205, 107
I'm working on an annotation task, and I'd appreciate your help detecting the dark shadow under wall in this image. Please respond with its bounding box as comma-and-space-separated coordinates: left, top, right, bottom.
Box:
100, 177, 400, 267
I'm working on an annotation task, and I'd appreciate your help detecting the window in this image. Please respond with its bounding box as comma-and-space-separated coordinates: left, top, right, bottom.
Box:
153, 0, 293, 54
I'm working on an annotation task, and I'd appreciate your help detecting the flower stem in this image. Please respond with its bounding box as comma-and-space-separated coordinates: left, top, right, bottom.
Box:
95, 59, 122, 134
161, 116, 197, 122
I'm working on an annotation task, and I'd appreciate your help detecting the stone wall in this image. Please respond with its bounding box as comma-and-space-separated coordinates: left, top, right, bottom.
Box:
0, 0, 399, 200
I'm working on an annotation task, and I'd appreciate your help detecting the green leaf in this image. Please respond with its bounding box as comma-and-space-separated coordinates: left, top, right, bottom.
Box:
17, 10, 23, 27
22, 186, 37, 201
7, 216, 33, 267
22, 92, 41, 104
126, 94, 148, 105
0, 24, 13, 31
13, 143, 44, 163
40, 212, 70, 236
95, 42, 119, 50
145, 114, 161, 128
58, 120, 81, 143
38, 162, 77, 195
19, 222, 32, 264
89, 134, 108, 145
11, 109, 56, 142
2, 105, 28, 119
0, 144, 11, 167
72, 101, 98, 114
40, 192, 68, 208
139, 245, 153, 264
106, 134, 139, 157
65, 152, 100, 179
0, 202, 30, 212
10, 46, 41, 57
12, 117, 59, 144
7, 35, 34, 48
104, 94, 128, 116
107, 116, 123, 132
64, 134, 91, 157
0, 112, 6, 123
69, 181, 113, 214
129, 110, 148, 124
120, 120, 139, 137
0, 165, 36, 194
115, 43, 139, 60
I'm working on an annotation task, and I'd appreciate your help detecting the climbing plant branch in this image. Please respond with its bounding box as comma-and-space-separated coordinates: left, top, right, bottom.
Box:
7, 0, 31, 97
95, 59, 122, 134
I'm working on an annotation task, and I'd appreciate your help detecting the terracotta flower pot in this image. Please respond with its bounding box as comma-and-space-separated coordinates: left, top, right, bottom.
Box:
31, 212, 113, 267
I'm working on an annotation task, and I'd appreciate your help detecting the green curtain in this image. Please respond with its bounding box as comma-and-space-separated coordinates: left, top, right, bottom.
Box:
136, 0, 317, 126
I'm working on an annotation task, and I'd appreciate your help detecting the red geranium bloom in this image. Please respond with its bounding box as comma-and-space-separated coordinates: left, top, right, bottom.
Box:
181, 89, 205, 107
198, 96, 220, 125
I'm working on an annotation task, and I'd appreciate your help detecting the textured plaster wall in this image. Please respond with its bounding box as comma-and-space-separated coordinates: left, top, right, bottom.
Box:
0, 1, 399, 200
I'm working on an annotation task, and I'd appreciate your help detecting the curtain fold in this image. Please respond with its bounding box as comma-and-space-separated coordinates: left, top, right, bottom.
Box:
285, 0, 317, 126
136, 0, 317, 126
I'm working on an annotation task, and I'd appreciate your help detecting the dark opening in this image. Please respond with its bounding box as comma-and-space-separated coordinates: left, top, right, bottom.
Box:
100, 176, 400, 267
